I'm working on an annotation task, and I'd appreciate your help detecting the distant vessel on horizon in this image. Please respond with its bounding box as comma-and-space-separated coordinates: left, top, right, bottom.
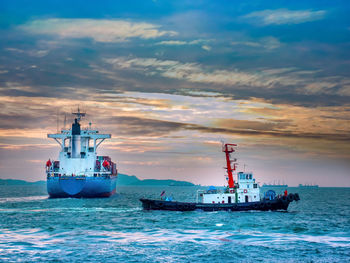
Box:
262, 182, 288, 188
298, 184, 319, 189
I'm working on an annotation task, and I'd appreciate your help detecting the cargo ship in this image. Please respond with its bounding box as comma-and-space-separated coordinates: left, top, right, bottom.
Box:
46, 109, 118, 198
140, 143, 300, 211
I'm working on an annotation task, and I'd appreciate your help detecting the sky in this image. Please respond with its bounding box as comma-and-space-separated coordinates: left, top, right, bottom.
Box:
0, 0, 349, 186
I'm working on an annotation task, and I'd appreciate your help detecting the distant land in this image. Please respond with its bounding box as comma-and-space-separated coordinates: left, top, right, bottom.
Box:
117, 174, 196, 186
0, 179, 45, 185
0, 174, 196, 186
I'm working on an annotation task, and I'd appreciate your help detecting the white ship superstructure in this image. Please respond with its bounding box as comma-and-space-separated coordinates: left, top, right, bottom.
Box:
46, 109, 117, 198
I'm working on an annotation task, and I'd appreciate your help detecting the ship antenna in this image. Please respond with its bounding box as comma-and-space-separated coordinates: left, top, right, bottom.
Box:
72, 106, 86, 123
64, 114, 67, 129
56, 108, 59, 132
220, 139, 226, 152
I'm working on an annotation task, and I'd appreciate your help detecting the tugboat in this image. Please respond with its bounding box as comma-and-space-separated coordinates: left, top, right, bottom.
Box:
140, 143, 300, 211
46, 108, 118, 198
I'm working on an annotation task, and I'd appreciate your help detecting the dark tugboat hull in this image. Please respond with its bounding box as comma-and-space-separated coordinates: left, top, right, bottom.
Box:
140, 193, 300, 212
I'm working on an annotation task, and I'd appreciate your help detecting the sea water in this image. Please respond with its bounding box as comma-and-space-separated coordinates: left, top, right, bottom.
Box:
0, 185, 349, 262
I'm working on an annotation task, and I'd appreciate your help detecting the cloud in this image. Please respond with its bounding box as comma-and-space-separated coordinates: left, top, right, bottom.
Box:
102, 57, 350, 103
105, 57, 268, 87
213, 118, 290, 132
104, 57, 304, 89
104, 113, 350, 143
241, 9, 326, 25
155, 39, 211, 51
156, 39, 210, 45
2, 89, 348, 145
156, 40, 188, 45
231, 37, 281, 50
201, 45, 211, 51
20, 18, 177, 42
0, 89, 349, 184
104, 116, 188, 137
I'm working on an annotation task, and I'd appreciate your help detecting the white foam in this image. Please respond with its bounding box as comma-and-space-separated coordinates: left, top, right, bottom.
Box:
0, 195, 48, 203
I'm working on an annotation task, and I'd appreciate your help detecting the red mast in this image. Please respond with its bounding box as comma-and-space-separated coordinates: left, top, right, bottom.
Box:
223, 143, 237, 189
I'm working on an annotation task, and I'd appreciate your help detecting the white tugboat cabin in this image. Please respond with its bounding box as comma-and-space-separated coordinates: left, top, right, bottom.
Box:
236, 172, 260, 203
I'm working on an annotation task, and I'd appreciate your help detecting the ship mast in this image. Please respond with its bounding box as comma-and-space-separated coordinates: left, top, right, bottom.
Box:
72, 107, 86, 122
223, 143, 237, 189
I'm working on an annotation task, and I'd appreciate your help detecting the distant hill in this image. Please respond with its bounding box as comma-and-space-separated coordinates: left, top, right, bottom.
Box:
117, 174, 195, 186
0, 179, 45, 185
0, 174, 195, 187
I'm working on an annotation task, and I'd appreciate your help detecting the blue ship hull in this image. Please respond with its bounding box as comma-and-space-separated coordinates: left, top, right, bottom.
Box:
47, 176, 117, 198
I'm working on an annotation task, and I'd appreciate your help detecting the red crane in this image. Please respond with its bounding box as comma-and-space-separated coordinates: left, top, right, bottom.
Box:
223, 143, 237, 189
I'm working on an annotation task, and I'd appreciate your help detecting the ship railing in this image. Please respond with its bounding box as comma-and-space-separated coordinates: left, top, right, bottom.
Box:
94, 168, 112, 172
91, 171, 113, 177
46, 167, 56, 173
47, 172, 60, 178
46, 170, 113, 175
47, 171, 115, 178
46, 165, 59, 173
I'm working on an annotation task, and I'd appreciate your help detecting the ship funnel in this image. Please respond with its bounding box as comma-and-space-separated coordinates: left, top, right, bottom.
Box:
72, 118, 81, 135
71, 116, 81, 158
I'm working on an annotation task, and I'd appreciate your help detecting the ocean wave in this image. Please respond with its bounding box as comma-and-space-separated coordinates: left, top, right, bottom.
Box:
0, 195, 48, 204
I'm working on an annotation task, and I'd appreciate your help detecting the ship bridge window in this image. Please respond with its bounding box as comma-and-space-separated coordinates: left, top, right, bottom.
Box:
253, 184, 257, 188
249, 174, 252, 179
